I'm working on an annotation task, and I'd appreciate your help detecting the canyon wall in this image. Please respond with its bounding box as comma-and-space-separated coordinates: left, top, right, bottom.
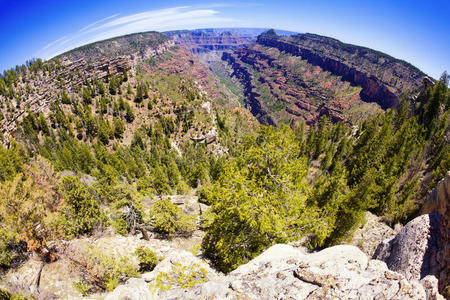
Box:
257, 31, 428, 109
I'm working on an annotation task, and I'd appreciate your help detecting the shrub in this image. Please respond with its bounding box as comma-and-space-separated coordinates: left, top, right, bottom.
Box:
58, 176, 108, 238
148, 198, 196, 237
70, 245, 139, 293
197, 183, 216, 205
151, 263, 207, 291
202, 126, 322, 273
72, 281, 90, 296
0, 140, 25, 182
100, 184, 145, 236
134, 247, 158, 272
0, 157, 61, 268
0, 288, 30, 300
199, 208, 216, 230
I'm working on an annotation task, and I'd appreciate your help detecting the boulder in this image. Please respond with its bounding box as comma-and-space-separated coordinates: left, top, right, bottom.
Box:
421, 171, 450, 216
105, 278, 155, 300
373, 214, 438, 281
374, 171, 449, 297
350, 211, 401, 257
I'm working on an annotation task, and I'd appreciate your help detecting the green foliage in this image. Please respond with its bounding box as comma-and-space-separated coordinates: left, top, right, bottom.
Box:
135, 81, 148, 103
0, 288, 31, 300
148, 198, 196, 237
113, 117, 125, 138
0, 227, 19, 268
100, 183, 145, 235
134, 247, 158, 272
202, 126, 323, 272
58, 176, 108, 238
109, 76, 118, 95
0, 158, 61, 268
75, 246, 139, 293
199, 208, 216, 230
124, 102, 135, 123
197, 183, 216, 205
72, 281, 91, 296
151, 263, 207, 291
0, 140, 25, 182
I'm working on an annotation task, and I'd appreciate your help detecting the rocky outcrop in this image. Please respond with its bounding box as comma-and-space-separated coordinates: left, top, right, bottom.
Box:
222, 43, 378, 125
350, 212, 401, 257
257, 31, 427, 109
374, 171, 449, 298
56, 31, 172, 62
374, 214, 439, 281
421, 171, 450, 216
130, 244, 426, 299
166, 29, 255, 54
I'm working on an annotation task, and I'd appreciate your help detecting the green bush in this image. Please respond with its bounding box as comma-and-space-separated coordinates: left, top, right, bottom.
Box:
202, 126, 323, 273
74, 246, 139, 293
0, 140, 25, 182
151, 263, 207, 291
149, 198, 196, 237
58, 176, 108, 238
197, 183, 216, 205
199, 208, 216, 230
0, 288, 30, 300
72, 281, 91, 296
134, 247, 158, 272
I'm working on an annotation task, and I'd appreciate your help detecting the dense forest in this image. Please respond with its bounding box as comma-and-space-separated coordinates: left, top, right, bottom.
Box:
0, 54, 448, 296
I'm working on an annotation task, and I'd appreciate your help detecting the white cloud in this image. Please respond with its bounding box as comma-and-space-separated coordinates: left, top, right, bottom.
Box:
78, 14, 120, 33
41, 36, 68, 50
38, 6, 236, 59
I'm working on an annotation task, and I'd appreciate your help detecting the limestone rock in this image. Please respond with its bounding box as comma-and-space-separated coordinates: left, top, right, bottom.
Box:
350, 211, 401, 257
105, 278, 155, 300
421, 171, 450, 216
373, 214, 435, 281
374, 172, 449, 297
153, 244, 426, 299
421, 275, 445, 300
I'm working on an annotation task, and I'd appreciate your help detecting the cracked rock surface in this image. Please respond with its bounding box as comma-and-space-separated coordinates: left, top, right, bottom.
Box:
109, 244, 426, 300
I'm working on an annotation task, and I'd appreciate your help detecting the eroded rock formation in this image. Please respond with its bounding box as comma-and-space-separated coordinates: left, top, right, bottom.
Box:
124, 244, 427, 299
257, 30, 428, 109
374, 171, 449, 298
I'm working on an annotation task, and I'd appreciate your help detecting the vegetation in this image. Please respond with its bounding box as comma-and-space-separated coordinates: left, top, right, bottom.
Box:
148, 198, 196, 237
151, 263, 208, 291
0, 47, 447, 297
134, 247, 159, 272
201, 75, 449, 272
70, 246, 139, 293
58, 176, 108, 238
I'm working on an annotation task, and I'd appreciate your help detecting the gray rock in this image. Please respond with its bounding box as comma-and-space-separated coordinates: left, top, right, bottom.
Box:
373, 214, 436, 281
374, 171, 449, 297
105, 278, 155, 300
350, 211, 401, 257
154, 244, 426, 299
420, 275, 445, 300
421, 171, 450, 216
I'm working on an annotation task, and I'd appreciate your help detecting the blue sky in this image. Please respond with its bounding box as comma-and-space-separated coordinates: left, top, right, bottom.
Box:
0, 0, 449, 78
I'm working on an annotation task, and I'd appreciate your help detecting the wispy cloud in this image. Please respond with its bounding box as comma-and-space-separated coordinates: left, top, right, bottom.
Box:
37, 6, 236, 59
41, 36, 68, 51
78, 14, 120, 33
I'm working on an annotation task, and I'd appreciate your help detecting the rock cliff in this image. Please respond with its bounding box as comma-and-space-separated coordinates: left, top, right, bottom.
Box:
165, 29, 255, 54
257, 30, 428, 109
222, 43, 381, 125
374, 171, 449, 298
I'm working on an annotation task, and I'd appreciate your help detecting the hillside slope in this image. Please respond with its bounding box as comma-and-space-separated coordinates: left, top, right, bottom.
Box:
257, 30, 428, 109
